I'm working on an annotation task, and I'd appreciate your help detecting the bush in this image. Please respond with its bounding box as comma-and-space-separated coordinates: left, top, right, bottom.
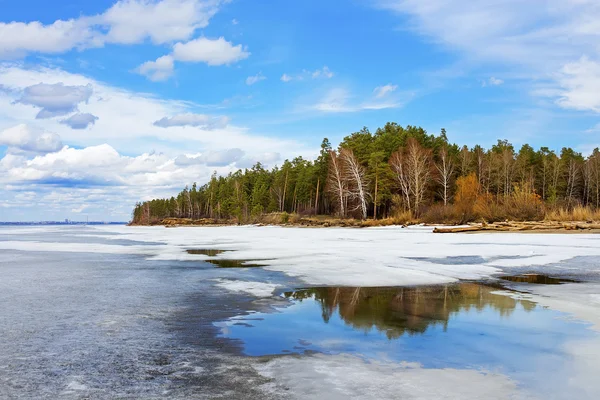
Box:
420, 204, 460, 224
454, 173, 480, 223
546, 205, 600, 222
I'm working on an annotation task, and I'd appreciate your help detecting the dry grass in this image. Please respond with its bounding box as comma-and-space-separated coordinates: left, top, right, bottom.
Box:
545, 206, 600, 222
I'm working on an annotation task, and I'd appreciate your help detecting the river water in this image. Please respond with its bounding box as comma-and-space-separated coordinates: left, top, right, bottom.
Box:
1, 225, 599, 399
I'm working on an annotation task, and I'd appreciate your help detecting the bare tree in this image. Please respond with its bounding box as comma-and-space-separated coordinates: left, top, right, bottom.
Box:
389, 150, 411, 212
435, 146, 454, 206
340, 148, 370, 219
501, 147, 514, 197
390, 138, 432, 215
590, 151, 600, 208
326, 150, 347, 217
566, 159, 580, 204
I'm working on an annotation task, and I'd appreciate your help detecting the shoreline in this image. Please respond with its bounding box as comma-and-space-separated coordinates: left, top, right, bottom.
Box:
129, 217, 600, 233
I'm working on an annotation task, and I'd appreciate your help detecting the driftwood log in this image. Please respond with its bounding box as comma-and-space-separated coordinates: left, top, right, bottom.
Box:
433, 222, 600, 233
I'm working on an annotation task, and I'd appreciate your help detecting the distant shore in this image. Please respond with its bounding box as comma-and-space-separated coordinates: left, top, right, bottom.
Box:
129, 215, 600, 233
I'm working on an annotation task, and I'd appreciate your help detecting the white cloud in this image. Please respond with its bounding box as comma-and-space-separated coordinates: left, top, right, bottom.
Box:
311, 66, 334, 79
373, 84, 398, 98
100, 0, 221, 45
236, 152, 281, 168
175, 148, 244, 166
137, 36, 249, 81
0, 64, 311, 160
0, 0, 225, 59
60, 113, 99, 129
377, 0, 600, 113
153, 113, 229, 129
555, 56, 600, 112
171, 36, 249, 65
232, 19, 239, 25
135, 55, 175, 81
312, 87, 406, 113
17, 83, 93, 119
0, 124, 63, 154
281, 66, 334, 82
246, 72, 266, 85
0, 20, 95, 58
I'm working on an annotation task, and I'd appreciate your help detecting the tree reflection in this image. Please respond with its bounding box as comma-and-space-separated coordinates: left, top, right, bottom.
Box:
284, 284, 536, 339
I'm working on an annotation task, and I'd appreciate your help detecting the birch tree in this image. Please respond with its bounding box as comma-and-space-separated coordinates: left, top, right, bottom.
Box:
435, 146, 454, 206
340, 148, 370, 220
326, 150, 347, 217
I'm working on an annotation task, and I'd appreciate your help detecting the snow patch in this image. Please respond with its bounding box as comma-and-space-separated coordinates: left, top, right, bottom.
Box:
214, 279, 278, 298
254, 353, 526, 400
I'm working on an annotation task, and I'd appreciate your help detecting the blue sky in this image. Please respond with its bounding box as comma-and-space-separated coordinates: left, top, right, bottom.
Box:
1, 0, 599, 221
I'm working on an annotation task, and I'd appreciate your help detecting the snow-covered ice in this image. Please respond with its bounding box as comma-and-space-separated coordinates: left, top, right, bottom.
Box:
214, 279, 279, 297
254, 354, 526, 400
80, 224, 600, 287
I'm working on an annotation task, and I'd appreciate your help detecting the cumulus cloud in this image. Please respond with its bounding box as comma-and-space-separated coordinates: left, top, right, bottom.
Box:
137, 36, 249, 81
175, 148, 244, 166
246, 72, 266, 85
0, 124, 63, 153
100, 0, 221, 45
0, 64, 308, 159
171, 36, 249, 65
0, 19, 95, 58
153, 113, 229, 129
17, 83, 93, 119
281, 66, 334, 82
60, 113, 99, 129
373, 84, 398, 98
0, 0, 225, 59
135, 55, 175, 81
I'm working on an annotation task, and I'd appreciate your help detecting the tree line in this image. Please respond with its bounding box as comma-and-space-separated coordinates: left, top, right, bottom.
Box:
132, 122, 600, 224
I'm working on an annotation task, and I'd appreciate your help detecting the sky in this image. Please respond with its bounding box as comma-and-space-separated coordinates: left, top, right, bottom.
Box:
1, 0, 600, 221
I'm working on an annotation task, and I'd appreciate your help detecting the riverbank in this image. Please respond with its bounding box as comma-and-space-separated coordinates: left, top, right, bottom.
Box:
136, 214, 410, 228
434, 221, 600, 233
131, 214, 600, 233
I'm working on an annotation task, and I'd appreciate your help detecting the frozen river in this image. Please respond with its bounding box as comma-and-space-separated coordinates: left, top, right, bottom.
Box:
1, 225, 600, 399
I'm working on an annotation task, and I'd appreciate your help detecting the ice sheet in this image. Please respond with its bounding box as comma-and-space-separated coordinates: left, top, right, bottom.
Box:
254, 353, 528, 400
214, 279, 279, 297
84, 225, 600, 288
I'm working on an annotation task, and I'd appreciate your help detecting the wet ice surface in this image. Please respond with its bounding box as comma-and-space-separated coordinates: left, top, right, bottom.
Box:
0, 229, 291, 399
2, 225, 600, 399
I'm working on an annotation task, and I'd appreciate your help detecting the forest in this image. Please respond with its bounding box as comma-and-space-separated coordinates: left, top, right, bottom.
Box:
131, 123, 600, 225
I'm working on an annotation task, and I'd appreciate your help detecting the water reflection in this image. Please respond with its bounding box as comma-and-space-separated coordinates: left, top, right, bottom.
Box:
217, 280, 595, 399
284, 284, 536, 339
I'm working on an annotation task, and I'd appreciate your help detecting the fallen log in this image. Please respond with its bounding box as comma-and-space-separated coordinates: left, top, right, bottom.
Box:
433, 226, 483, 233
